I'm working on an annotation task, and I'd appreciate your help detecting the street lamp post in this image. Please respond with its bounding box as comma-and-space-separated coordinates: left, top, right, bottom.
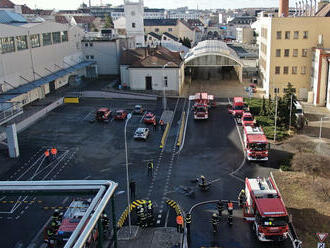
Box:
124, 113, 132, 236
319, 116, 329, 139
162, 63, 170, 110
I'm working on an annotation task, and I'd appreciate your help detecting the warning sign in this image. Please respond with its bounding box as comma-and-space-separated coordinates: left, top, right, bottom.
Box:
317, 233, 328, 242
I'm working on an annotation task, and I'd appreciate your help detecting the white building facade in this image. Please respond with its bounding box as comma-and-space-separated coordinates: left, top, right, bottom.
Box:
124, 0, 145, 47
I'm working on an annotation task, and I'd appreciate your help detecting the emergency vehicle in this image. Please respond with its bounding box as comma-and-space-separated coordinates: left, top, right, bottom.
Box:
244, 177, 289, 242
243, 126, 269, 161
189, 92, 215, 120
44, 199, 100, 247
228, 97, 246, 118
241, 112, 255, 127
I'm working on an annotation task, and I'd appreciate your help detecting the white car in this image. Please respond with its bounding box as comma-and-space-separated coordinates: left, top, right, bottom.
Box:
134, 128, 150, 141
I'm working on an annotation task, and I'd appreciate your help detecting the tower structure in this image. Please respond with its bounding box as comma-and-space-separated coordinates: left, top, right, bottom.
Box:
124, 0, 145, 47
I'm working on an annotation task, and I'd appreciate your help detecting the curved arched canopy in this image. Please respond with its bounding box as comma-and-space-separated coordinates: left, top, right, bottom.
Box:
184, 40, 243, 67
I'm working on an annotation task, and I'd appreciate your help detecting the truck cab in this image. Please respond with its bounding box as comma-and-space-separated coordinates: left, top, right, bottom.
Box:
242, 112, 255, 127
189, 93, 214, 120
228, 97, 246, 118
243, 126, 269, 161
244, 177, 289, 242
96, 108, 111, 122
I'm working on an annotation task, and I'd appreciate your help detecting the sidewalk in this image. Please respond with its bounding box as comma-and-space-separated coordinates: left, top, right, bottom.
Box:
115, 226, 182, 248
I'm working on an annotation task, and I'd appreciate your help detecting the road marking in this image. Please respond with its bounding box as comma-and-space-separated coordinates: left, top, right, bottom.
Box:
82, 110, 93, 121
164, 208, 170, 228
177, 100, 191, 154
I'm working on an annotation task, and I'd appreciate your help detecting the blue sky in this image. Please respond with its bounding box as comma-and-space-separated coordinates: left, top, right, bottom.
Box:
14, 0, 294, 10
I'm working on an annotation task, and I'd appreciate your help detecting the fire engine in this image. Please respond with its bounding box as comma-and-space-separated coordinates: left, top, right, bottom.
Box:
44, 199, 107, 247
228, 97, 246, 118
244, 177, 289, 242
189, 92, 215, 120
241, 112, 255, 127
243, 126, 269, 161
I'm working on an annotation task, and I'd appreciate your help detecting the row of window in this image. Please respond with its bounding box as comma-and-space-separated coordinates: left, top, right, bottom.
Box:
275, 66, 307, 75
276, 31, 308, 40
85, 55, 95, 60
275, 48, 308, 57
153, 28, 173, 32
0, 31, 68, 54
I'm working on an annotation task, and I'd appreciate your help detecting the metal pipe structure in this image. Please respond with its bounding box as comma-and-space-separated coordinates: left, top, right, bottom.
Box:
295, 2, 299, 15
64, 186, 106, 248
73, 184, 117, 248
310, 0, 313, 15
302, 1, 305, 15
299, 1, 302, 15
314, 0, 317, 15
0, 180, 118, 248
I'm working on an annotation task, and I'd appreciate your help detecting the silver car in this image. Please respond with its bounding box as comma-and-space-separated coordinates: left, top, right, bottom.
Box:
134, 128, 150, 141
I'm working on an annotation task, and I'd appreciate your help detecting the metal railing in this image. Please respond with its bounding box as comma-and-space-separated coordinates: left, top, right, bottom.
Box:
0, 102, 23, 126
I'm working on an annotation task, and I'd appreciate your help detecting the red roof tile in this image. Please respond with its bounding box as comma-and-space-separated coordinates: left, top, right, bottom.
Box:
55, 15, 68, 23
73, 15, 95, 24
0, 0, 15, 8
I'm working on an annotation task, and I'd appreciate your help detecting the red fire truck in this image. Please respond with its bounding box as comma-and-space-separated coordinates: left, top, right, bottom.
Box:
189, 93, 215, 120
228, 97, 246, 118
243, 126, 269, 161
44, 199, 108, 247
244, 177, 289, 242
241, 112, 255, 127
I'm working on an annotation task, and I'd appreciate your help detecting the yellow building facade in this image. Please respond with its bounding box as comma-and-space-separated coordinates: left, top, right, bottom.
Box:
259, 16, 330, 100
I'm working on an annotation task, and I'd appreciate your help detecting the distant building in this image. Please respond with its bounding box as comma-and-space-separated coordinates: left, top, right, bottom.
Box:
228, 16, 257, 25
236, 27, 255, 44
120, 46, 184, 94
258, 16, 330, 101
0, 10, 92, 106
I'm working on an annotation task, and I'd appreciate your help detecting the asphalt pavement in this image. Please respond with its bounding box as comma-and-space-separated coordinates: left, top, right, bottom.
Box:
0, 95, 294, 248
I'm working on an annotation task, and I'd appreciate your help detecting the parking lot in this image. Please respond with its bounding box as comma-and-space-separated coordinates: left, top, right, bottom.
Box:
0, 97, 175, 247
0, 95, 294, 248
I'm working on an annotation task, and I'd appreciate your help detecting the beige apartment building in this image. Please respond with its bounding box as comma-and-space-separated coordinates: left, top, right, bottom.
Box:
259, 16, 330, 100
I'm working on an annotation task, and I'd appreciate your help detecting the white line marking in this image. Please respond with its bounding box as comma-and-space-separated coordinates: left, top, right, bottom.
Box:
164, 208, 170, 228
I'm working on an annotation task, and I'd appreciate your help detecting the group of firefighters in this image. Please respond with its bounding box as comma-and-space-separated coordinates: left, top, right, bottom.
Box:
210, 190, 246, 233
152, 119, 165, 132
44, 148, 58, 160
136, 201, 154, 228
45, 209, 63, 246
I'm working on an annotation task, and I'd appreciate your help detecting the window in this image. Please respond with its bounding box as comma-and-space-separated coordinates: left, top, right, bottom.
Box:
302, 49, 308, 57
285, 31, 290, 39
168, 28, 173, 32
0, 37, 15, 53
52, 32, 61, 44
16, 35, 28, 50
301, 66, 307, 74
85, 55, 90, 59
164, 76, 168, 87
89, 43, 93, 47
293, 49, 298, 57
42, 33, 52, 46
303, 31, 308, 39
284, 49, 290, 57
155, 28, 159, 32
90, 55, 94, 59
85, 43, 88, 47
276, 31, 282, 39
292, 66, 297, 74
149, 37, 152, 40
30, 34, 40, 48
61, 31, 68, 42
293, 31, 299, 39
283, 66, 289, 74
132, 22, 136, 28
163, 36, 167, 40
276, 49, 281, 57
275, 66, 281, 74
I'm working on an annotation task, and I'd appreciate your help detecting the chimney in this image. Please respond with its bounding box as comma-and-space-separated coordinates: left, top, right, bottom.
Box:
279, 0, 289, 17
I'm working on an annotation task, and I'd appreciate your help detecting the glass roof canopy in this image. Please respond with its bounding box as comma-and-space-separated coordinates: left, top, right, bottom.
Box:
184, 40, 243, 67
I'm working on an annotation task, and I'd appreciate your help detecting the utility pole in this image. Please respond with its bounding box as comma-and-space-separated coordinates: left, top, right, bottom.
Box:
289, 94, 293, 128
273, 89, 279, 142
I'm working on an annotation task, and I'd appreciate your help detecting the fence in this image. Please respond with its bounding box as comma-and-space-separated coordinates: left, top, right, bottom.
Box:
0, 102, 23, 126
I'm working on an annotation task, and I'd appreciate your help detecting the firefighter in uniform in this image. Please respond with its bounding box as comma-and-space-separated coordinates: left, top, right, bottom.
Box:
227, 200, 233, 216
140, 203, 147, 228
147, 201, 154, 226
101, 214, 110, 234
238, 189, 246, 207
159, 120, 165, 131
217, 200, 224, 217
147, 161, 153, 176
211, 213, 219, 233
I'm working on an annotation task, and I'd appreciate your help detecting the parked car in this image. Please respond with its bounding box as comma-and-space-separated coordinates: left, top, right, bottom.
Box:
114, 110, 128, 120
96, 108, 111, 122
134, 128, 150, 141
143, 112, 156, 124
133, 105, 144, 115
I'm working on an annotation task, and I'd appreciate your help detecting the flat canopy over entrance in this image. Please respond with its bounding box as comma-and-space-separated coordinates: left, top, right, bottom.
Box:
184, 40, 243, 67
